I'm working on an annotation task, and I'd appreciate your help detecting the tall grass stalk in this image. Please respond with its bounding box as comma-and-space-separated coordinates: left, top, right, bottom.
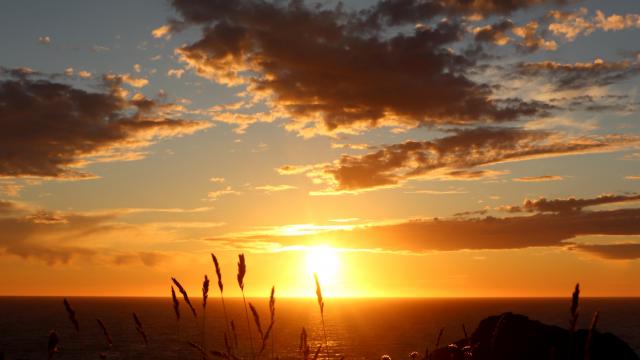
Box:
212, 253, 232, 349
203, 274, 210, 356
171, 286, 181, 338
132, 312, 148, 346
569, 283, 580, 360
171, 277, 198, 318
96, 319, 113, 347
268, 286, 276, 358
300, 327, 310, 360
249, 302, 264, 359
314, 273, 329, 359
63, 298, 80, 333
237, 254, 255, 359
585, 311, 599, 360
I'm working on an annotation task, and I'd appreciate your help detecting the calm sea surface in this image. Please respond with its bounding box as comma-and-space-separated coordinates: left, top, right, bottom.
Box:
0, 297, 638, 359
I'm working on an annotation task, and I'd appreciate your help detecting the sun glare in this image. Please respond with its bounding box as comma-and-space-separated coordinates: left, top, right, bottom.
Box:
305, 245, 340, 285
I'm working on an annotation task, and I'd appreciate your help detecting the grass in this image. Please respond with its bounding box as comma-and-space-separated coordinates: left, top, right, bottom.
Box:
27, 255, 615, 360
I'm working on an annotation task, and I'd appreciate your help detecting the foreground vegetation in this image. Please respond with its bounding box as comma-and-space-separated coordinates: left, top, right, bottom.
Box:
10, 253, 621, 360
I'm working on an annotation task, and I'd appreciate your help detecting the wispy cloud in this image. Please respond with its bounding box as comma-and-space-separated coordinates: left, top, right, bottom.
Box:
254, 184, 297, 193
513, 175, 564, 182
209, 194, 640, 259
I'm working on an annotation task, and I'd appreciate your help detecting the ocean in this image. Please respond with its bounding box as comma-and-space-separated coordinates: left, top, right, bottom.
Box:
0, 297, 638, 359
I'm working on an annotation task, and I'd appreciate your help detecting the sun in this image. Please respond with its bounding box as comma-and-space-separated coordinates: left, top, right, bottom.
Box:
305, 245, 340, 285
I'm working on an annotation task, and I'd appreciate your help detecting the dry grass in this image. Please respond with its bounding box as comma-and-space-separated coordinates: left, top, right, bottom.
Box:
172, 277, 198, 318
314, 273, 329, 359
585, 311, 600, 360
132, 312, 148, 346
44, 254, 611, 360
212, 253, 232, 348
203, 274, 211, 353
171, 286, 180, 321
570, 283, 580, 332
63, 298, 79, 333
237, 253, 256, 359
96, 318, 113, 347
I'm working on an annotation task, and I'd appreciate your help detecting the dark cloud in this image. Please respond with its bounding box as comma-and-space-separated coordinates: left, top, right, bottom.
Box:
572, 243, 640, 260
363, 0, 568, 26
0, 70, 209, 179
509, 194, 640, 213
282, 127, 637, 192
514, 59, 640, 91
211, 194, 640, 258
170, 0, 549, 135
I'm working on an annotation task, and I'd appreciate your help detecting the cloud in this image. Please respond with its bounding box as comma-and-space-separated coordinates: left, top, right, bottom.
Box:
254, 184, 297, 193
38, 36, 51, 45
0, 69, 210, 179
152, 24, 172, 39
111, 251, 169, 267
508, 194, 640, 213
546, 94, 638, 113
209, 194, 640, 258
572, 243, 640, 260
63, 68, 93, 79
281, 127, 638, 193
547, 7, 594, 41
405, 188, 468, 195
473, 19, 514, 46
331, 143, 371, 150
512, 20, 557, 52
0, 204, 112, 264
513, 175, 564, 182
626, 175, 640, 180
209, 177, 225, 183
363, 0, 568, 23
207, 186, 240, 200
514, 58, 640, 91
167, 69, 185, 78
0, 182, 24, 197
0, 201, 216, 265
113, 73, 149, 88
169, 0, 548, 135
548, 8, 640, 41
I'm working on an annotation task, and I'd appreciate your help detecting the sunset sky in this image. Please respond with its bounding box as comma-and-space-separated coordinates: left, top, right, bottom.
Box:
1, 0, 640, 298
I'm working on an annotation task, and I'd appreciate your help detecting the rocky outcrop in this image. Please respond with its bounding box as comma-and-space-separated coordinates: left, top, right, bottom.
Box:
430, 312, 638, 360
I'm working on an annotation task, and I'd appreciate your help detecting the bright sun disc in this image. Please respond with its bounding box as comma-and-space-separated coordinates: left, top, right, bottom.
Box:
305, 246, 340, 285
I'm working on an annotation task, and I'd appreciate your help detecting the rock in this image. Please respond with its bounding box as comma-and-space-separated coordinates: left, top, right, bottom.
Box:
446, 312, 638, 360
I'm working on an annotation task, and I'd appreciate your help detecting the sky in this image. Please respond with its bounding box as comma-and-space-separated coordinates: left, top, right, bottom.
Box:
1, 0, 639, 298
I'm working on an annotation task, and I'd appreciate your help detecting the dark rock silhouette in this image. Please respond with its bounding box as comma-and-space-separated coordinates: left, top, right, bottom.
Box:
432, 312, 639, 360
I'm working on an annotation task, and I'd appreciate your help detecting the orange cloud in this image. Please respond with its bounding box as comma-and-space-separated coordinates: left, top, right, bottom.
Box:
281, 127, 638, 192
513, 175, 564, 182
210, 194, 640, 259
